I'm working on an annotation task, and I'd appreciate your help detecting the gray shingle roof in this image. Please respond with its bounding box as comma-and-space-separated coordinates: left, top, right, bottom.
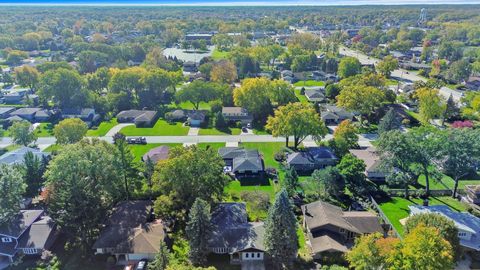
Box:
286, 147, 337, 166
16, 216, 56, 249
209, 203, 265, 253
0, 147, 49, 165
0, 210, 44, 238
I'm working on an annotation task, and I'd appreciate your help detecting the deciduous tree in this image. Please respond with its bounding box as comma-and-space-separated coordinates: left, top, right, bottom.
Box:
14, 65, 40, 91
414, 87, 445, 125
336, 86, 386, 121
378, 108, 402, 134
266, 103, 327, 149
0, 164, 25, 224
338, 57, 361, 79
376, 55, 398, 78
176, 80, 221, 110
53, 118, 88, 144
8, 120, 37, 146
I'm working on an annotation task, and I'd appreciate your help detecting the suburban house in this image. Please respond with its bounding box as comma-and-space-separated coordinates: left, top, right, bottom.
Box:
304, 88, 326, 103
9, 107, 53, 122
286, 147, 337, 173
281, 70, 295, 84
61, 108, 100, 127
185, 33, 213, 44
218, 147, 265, 178
117, 110, 158, 127
466, 77, 480, 91
311, 71, 338, 82
169, 109, 187, 122
301, 200, 383, 259
408, 205, 480, 253
221, 107, 253, 125
464, 185, 480, 205
93, 201, 168, 265
141, 145, 170, 164
0, 210, 57, 267
2, 90, 27, 104
0, 147, 49, 165
208, 203, 266, 268
349, 147, 388, 182
0, 107, 16, 119
320, 105, 355, 125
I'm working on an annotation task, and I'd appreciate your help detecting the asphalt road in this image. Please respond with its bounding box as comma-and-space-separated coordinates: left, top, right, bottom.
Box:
339, 46, 463, 102
0, 133, 375, 148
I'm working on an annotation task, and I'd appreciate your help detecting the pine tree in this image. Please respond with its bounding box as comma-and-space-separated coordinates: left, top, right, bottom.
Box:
186, 198, 212, 266
264, 189, 298, 269
283, 167, 299, 197
378, 108, 401, 134
214, 111, 226, 129
443, 94, 459, 124
149, 242, 170, 270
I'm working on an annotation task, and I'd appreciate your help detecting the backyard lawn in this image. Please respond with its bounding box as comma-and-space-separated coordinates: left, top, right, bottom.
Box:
33, 123, 54, 137
294, 89, 309, 104
86, 118, 118, 136
378, 196, 467, 236
120, 119, 189, 136
198, 127, 241, 135
211, 48, 230, 60
293, 80, 325, 87
173, 101, 212, 110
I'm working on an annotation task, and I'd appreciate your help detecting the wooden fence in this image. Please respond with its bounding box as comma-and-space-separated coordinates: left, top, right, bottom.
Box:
369, 195, 402, 239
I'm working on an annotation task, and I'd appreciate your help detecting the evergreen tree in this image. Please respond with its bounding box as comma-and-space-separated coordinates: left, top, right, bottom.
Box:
283, 167, 299, 197
149, 242, 170, 270
22, 151, 47, 197
378, 108, 401, 134
214, 111, 226, 129
186, 198, 212, 266
443, 94, 459, 124
264, 189, 298, 269
114, 132, 137, 201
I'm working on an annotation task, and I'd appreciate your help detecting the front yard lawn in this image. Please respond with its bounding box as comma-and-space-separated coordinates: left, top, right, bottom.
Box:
199, 127, 241, 135
120, 119, 189, 136
241, 142, 285, 168
86, 118, 118, 136
293, 80, 325, 87
197, 142, 226, 151
211, 48, 230, 60
34, 122, 54, 137
378, 196, 467, 236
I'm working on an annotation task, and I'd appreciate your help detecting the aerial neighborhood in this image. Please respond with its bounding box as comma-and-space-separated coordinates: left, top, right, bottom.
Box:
2, 3, 480, 270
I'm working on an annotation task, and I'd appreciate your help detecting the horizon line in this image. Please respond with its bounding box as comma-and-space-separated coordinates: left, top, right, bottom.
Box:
1, 1, 480, 7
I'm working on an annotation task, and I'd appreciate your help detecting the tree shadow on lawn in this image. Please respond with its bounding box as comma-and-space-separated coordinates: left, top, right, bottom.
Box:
429, 197, 463, 212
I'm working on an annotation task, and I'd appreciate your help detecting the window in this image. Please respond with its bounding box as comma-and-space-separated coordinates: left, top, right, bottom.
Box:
257, 253, 261, 258
23, 248, 36, 255
245, 253, 249, 258
339, 228, 346, 233
458, 232, 467, 237
1, 237, 12, 243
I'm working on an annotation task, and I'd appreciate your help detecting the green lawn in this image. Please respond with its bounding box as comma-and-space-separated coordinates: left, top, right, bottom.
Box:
225, 179, 277, 200
198, 127, 241, 135
86, 118, 118, 136
211, 48, 230, 60
120, 119, 189, 136
379, 196, 467, 236
34, 123, 55, 137
44, 144, 64, 153
0, 144, 20, 155
130, 143, 182, 162
415, 173, 480, 191
197, 142, 226, 151
293, 80, 325, 87
174, 101, 212, 110
294, 89, 309, 104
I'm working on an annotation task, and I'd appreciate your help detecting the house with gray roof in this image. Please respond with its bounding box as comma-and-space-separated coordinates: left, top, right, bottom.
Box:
409, 205, 480, 253
141, 145, 170, 164
93, 201, 167, 265
117, 110, 158, 127
0, 107, 15, 119
304, 88, 326, 103
218, 147, 265, 178
0, 147, 49, 165
208, 203, 265, 268
302, 200, 383, 259
349, 147, 388, 182
0, 210, 57, 267
286, 147, 337, 173
320, 104, 356, 125
222, 107, 253, 124
9, 107, 42, 122
61, 108, 100, 127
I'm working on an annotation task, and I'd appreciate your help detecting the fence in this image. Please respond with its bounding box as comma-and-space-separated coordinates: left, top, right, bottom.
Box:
369, 195, 402, 239
386, 189, 453, 197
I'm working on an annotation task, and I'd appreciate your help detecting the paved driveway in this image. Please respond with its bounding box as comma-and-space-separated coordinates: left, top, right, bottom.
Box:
105, 123, 134, 137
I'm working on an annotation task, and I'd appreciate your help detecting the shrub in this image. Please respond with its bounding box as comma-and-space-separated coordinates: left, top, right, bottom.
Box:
274, 151, 287, 162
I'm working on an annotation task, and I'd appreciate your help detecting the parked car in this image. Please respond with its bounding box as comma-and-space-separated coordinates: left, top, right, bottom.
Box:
136, 260, 147, 270
127, 137, 147, 144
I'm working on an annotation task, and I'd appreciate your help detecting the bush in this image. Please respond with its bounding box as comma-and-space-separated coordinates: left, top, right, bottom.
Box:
418, 69, 426, 77
240, 190, 270, 221
274, 151, 287, 162
165, 112, 174, 123
210, 100, 223, 113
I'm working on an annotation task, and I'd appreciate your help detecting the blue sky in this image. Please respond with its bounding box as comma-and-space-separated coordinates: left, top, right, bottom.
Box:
1, 0, 480, 4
